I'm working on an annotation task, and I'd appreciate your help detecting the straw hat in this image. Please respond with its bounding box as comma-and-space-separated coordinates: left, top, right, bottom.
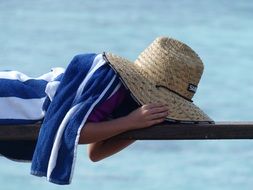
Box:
104, 37, 214, 123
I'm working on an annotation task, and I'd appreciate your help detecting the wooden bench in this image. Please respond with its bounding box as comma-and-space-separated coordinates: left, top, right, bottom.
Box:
1, 122, 253, 161
1, 122, 253, 141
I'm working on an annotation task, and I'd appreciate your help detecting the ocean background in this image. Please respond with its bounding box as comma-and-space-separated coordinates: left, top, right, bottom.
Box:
1, 0, 253, 189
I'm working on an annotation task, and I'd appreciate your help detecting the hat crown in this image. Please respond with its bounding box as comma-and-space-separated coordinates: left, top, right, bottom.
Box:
135, 37, 204, 100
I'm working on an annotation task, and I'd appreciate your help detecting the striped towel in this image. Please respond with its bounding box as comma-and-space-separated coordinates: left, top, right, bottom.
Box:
31, 53, 121, 185
0, 68, 65, 124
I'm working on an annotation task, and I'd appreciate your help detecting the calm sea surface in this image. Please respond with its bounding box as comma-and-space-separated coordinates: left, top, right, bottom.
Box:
1, 0, 253, 189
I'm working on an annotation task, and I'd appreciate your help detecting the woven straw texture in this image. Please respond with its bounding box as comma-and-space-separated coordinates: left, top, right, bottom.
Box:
105, 37, 213, 122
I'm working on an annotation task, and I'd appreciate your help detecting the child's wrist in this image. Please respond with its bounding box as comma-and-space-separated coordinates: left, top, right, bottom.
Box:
119, 115, 136, 131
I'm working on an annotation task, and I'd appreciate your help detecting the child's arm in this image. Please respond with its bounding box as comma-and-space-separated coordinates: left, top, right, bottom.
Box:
79, 103, 168, 162
79, 103, 168, 144
79, 116, 136, 144
87, 139, 136, 162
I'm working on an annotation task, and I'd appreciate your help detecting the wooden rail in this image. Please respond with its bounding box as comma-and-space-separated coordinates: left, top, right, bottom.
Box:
1, 122, 253, 141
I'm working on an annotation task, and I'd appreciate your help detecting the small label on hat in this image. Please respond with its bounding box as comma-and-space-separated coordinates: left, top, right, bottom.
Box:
188, 84, 197, 93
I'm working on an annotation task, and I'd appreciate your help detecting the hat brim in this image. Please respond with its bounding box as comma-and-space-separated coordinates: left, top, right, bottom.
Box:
105, 52, 214, 123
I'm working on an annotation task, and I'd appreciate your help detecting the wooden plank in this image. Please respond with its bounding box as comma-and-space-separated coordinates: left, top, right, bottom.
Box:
1, 122, 253, 140
0, 123, 40, 141
113, 122, 253, 140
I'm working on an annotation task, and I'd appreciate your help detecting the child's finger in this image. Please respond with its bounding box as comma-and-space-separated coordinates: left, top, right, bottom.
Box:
143, 103, 166, 109
147, 117, 166, 126
149, 111, 168, 120
149, 107, 168, 114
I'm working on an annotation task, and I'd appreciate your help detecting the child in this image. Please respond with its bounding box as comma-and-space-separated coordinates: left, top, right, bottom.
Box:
80, 84, 169, 162
78, 36, 214, 164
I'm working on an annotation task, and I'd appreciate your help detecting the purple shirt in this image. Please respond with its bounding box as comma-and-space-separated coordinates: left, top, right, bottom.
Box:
87, 85, 128, 122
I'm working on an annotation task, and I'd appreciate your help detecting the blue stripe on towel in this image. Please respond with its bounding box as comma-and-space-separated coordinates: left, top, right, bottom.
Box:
0, 79, 47, 98
31, 53, 120, 185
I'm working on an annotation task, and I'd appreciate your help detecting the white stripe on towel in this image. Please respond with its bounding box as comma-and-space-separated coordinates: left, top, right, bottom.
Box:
47, 102, 82, 178
0, 67, 65, 82
73, 54, 106, 103
107, 82, 121, 100
45, 81, 61, 101
0, 97, 46, 120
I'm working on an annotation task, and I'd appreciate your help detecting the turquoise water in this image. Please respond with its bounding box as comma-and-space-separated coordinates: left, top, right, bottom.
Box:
1, 0, 253, 189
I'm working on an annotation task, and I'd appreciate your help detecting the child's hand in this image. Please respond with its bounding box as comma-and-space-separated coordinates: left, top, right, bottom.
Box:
125, 103, 169, 130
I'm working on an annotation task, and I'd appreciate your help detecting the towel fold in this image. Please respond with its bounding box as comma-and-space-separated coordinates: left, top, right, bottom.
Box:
31, 53, 121, 185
